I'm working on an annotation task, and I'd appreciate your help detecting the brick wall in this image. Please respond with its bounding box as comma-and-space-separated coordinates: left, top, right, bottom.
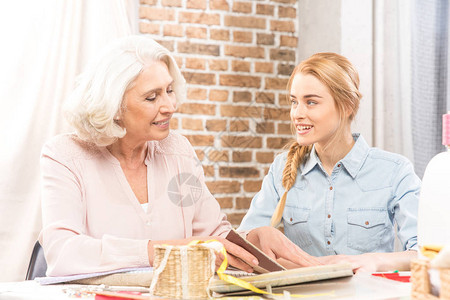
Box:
139, 0, 298, 226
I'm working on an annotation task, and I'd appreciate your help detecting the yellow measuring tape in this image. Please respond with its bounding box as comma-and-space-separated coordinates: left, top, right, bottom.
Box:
189, 240, 333, 298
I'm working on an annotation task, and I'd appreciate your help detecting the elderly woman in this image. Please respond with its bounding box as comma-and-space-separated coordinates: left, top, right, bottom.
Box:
39, 35, 320, 277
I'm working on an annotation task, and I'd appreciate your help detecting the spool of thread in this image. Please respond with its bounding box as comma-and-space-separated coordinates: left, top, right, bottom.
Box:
443, 112, 450, 146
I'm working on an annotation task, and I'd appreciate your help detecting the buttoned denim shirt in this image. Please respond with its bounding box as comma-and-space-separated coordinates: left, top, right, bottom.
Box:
238, 134, 420, 256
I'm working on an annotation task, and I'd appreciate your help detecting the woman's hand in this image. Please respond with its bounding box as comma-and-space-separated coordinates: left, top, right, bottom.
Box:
317, 250, 417, 274
246, 226, 323, 268
317, 254, 375, 273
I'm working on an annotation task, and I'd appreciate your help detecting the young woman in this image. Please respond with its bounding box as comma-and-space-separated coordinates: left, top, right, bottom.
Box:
239, 53, 420, 272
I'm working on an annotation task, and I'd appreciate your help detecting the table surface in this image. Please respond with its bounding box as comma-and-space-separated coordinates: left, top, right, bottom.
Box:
0, 273, 412, 300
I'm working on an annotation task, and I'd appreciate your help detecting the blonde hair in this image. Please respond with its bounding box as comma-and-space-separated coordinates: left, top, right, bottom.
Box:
64, 35, 186, 146
270, 52, 362, 227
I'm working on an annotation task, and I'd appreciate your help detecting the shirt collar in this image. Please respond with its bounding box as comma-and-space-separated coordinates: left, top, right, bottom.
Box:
300, 133, 370, 178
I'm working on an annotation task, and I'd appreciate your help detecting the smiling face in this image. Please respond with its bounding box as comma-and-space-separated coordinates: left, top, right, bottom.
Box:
290, 73, 343, 149
119, 60, 176, 144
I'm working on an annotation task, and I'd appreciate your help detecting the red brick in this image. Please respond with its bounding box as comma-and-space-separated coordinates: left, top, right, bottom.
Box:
224, 16, 266, 29
221, 136, 262, 148
216, 197, 233, 209
267, 137, 292, 149
182, 118, 203, 130
220, 105, 261, 118
278, 63, 295, 75
179, 12, 220, 25
224, 45, 264, 58
173, 56, 183, 69
170, 117, 179, 129
209, 59, 228, 71
184, 134, 215, 146
139, 22, 160, 34
256, 122, 274, 134
210, 29, 230, 41
271, 20, 295, 32
203, 165, 215, 177
219, 166, 259, 178
257, 33, 274, 45
233, 31, 253, 43
270, 49, 295, 61
162, 0, 182, 6
206, 181, 241, 193
187, 0, 206, 9
220, 74, 261, 88
232, 2, 252, 13
187, 87, 207, 100
256, 152, 274, 164
155, 39, 174, 51
231, 60, 250, 72
255, 62, 273, 73
185, 58, 206, 70
233, 91, 252, 102
209, 90, 229, 102
208, 150, 229, 162
205, 119, 227, 131
235, 197, 253, 209
139, 7, 175, 21
280, 35, 298, 47
227, 213, 246, 226
263, 107, 291, 120
210, 0, 229, 11
271, 0, 297, 3
232, 151, 252, 162
186, 27, 207, 39
140, 0, 157, 4
256, 4, 274, 15
278, 123, 293, 134
183, 72, 216, 85
279, 6, 296, 18
195, 149, 205, 160
178, 103, 216, 115
243, 180, 263, 192
265, 77, 289, 90
163, 24, 183, 37
178, 42, 220, 56
255, 92, 275, 104
230, 120, 249, 131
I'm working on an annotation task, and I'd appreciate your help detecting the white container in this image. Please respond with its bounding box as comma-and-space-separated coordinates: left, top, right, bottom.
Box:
418, 112, 450, 248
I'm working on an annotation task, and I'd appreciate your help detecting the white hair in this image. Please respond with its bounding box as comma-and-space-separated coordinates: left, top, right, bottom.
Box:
64, 35, 186, 146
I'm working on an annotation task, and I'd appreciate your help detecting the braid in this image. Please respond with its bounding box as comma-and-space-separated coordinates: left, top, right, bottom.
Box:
270, 143, 311, 227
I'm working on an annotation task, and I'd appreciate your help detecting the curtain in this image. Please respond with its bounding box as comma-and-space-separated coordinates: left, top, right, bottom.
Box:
373, 0, 414, 163
0, 0, 136, 282
411, 0, 448, 178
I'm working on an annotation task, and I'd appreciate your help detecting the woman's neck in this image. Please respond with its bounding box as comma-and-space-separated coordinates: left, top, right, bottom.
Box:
314, 131, 355, 175
107, 138, 148, 169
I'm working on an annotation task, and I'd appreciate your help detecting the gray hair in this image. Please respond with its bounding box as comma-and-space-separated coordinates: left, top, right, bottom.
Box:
64, 35, 186, 146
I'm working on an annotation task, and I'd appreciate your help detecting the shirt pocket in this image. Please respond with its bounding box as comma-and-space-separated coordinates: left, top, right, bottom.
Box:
282, 206, 313, 248
347, 208, 387, 253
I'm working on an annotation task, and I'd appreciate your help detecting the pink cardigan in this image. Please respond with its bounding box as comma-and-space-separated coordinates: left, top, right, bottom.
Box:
39, 132, 231, 276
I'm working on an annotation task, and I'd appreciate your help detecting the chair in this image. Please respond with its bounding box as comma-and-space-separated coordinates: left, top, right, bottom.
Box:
25, 241, 47, 280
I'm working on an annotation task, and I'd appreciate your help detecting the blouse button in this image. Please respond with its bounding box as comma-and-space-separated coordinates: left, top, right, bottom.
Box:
327, 241, 331, 245
365, 221, 369, 225
337, 164, 341, 167
329, 186, 333, 190
290, 218, 293, 222
327, 214, 331, 218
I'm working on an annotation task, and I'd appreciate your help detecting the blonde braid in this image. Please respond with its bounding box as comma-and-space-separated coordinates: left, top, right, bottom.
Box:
270, 143, 312, 227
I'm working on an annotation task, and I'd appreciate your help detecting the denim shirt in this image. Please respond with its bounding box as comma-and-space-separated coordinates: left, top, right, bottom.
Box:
238, 134, 420, 256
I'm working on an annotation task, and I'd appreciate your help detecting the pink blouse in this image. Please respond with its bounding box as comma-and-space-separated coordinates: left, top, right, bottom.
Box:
39, 132, 231, 276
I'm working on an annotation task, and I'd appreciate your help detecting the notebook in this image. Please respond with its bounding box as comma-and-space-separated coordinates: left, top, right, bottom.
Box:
225, 228, 285, 274
209, 263, 354, 295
